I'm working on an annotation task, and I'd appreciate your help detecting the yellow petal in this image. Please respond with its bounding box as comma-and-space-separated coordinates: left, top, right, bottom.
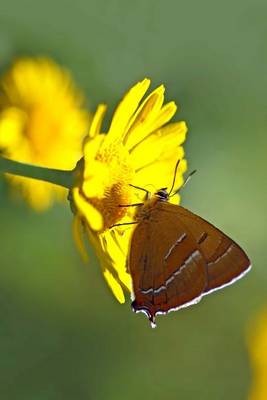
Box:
152, 101, 177, 130
0, 107, 26, 149
83, 134, 104, 164
73, 188, 103, 231
102, 229, 132, 292
155, 121, 187, 145
123, 85, 165, 145
125, 101, 177, 151
134, 149, 187, 195
130, 121, 187, 169
88, 104, 107, 138
82, 161, 108, 198
107, 78, 150, 142
72, 215, 89, 262
103, 269, 125, 303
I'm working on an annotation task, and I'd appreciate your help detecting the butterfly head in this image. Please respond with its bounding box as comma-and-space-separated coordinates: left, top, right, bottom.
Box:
155, 187, 169, 201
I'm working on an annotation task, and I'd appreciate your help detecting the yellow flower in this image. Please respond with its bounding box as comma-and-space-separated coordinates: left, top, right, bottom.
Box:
71, 78, 187, 303
0, 57, 89, 210
247, 307, 267, 400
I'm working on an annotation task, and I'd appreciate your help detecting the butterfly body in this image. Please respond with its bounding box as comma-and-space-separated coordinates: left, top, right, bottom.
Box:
129, 189, 251, 327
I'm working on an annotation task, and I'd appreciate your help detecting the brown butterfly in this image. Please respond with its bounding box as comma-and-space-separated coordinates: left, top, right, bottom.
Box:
121, 163, 251, 327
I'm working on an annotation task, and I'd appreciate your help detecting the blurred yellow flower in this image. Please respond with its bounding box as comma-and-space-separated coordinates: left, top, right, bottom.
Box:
71, 78, 187, 303
0, 57, 89, 210
247, 307, 267, 400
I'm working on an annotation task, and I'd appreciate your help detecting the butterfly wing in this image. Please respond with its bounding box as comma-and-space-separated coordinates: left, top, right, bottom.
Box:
174, 205, 251, 295
129, 203, 208, 325
129, 201, 251, 326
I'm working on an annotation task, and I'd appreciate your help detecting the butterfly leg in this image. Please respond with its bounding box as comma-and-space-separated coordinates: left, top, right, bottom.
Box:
109, 222, 138, 229
129, 184, 150, 200
118, 203, 144, 207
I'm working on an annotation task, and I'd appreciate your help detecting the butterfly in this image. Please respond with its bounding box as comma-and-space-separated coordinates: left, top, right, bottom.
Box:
120, 163, 251, 328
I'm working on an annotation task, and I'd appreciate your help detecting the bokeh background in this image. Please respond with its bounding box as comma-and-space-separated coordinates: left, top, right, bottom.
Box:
0, 1, 266, 399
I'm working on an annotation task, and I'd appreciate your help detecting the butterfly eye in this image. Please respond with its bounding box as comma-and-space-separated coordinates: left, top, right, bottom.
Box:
156, 188, 168, 199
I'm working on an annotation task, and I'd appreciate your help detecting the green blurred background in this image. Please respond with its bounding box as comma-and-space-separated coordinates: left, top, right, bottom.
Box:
0, 0, 266, 399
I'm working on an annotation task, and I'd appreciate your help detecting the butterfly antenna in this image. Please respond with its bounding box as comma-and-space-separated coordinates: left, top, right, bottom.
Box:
168, 159, 181, 196
169, 169, 197, 197
182, 169, 197, 188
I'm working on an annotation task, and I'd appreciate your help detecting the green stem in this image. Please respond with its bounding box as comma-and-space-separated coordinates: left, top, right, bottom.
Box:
0, 156, 75, 189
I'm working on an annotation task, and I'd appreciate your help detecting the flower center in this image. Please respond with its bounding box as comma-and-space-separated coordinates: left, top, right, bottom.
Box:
83, 140, 134, 231
89, 181, 132, 231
